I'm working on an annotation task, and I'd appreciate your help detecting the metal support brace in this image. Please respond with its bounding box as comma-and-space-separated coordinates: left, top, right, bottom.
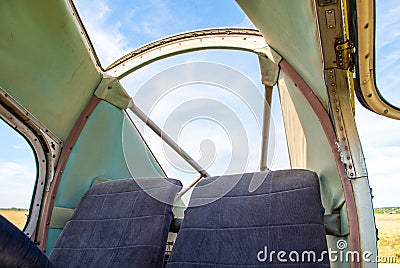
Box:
129, 103, 210, 178
260, 86, 272, 171
258, 54, 281, 171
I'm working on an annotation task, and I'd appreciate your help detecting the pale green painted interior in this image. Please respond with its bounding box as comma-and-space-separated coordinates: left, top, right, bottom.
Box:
49, 206, 74, 229
237, 0, 328, 108
0, 0, 101, 141
47, 100, 164, 253
278, 72, 349, 262
278, 72, 346, 215
0, 0, 364, 262
47, 229, 63, 258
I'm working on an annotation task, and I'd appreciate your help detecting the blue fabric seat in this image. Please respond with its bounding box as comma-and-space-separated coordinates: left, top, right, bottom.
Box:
49, 177, 182, 267
0, 177, 181, 268
0, 215, 52, 267
167, 170, 329, 267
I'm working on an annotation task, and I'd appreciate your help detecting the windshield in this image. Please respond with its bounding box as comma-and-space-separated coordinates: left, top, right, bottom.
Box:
74, 0, 254, 67
74, 0, 290, 189
374, 0, 400, 108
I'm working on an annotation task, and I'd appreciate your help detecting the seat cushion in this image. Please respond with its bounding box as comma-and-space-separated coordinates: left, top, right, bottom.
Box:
49, 177, 182, 268
0, 215, 52, 267
167, 170, 329, 267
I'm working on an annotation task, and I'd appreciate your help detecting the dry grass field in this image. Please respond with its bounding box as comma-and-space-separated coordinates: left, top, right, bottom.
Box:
0, 209, 398, 264
0, 209, 28, 230
375, 214, 400, 263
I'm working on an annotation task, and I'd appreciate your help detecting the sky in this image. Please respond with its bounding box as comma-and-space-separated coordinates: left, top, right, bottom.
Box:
0, 0, 399, 208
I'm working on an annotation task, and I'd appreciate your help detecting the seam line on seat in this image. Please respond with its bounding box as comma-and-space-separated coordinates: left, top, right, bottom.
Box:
180, 223, 324, 231
191, 185, 316, 200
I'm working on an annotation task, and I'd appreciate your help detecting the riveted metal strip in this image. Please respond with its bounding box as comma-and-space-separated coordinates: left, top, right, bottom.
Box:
325, 69, 367, 179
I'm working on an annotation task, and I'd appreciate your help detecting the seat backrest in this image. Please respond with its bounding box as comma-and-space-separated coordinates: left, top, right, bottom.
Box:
49, 177, 182, 267
167, 170, 329, 267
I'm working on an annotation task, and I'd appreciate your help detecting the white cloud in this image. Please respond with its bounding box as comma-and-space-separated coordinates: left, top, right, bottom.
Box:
126, 0, 174, 39
355, 102, 400, 207
13, 144, 29, 150
0, 162, 36, 208
375, 0, 400, 49
74, 0, 132, 67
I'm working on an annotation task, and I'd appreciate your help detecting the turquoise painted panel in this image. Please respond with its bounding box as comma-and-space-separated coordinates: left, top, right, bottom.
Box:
46, 229, 62, 256
55, 101, 164, 208
48, 101, 164, 253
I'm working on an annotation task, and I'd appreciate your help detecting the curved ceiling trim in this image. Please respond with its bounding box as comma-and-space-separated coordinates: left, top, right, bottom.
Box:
104, 28, 276, 79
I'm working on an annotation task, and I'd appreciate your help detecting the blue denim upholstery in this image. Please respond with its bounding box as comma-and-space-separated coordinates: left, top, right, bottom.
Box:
0, 215, 52, 267
49, 177, 182, 267
167, 170, 329, 267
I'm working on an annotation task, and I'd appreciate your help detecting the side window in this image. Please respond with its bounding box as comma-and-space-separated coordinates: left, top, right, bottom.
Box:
0, 120, 37, 230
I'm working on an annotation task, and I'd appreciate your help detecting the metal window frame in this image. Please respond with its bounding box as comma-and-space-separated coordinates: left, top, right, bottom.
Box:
0, 87, 62, 239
